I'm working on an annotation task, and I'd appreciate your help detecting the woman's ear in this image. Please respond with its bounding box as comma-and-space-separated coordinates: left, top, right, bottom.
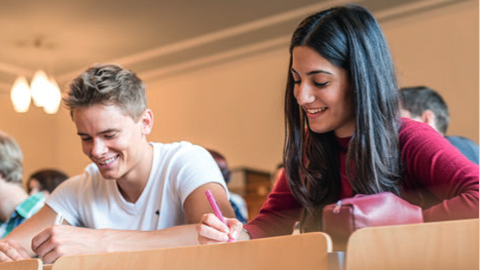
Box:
140, 109, 154, 135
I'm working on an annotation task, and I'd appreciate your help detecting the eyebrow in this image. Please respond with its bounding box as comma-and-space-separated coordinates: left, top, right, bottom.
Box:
291, 69, 333, 76
77, 129, 118, 137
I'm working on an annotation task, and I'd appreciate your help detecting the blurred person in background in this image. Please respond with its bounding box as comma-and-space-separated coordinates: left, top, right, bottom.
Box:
399, 86, 479, 164
26, 169, 69, 198
0, 131, 45, 238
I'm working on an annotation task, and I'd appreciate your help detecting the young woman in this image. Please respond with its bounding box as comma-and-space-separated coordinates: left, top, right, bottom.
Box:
196, 4, 479, 244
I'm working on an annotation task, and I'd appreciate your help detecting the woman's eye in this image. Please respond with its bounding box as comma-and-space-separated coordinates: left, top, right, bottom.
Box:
293, 80, 301, 84
314, 81, 329, 87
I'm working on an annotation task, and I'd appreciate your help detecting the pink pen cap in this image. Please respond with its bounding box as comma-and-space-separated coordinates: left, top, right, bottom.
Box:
205, 189, 234, 242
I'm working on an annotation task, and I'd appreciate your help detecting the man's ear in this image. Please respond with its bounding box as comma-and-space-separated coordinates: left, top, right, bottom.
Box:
420, 110, 437, 132
139, 109, 154, 135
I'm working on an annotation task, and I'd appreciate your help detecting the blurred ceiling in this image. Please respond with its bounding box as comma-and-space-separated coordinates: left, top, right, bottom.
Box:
0, 0, 471, 92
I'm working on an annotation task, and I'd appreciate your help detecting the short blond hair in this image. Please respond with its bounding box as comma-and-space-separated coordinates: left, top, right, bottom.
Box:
63, 64, 147, 121
0, 131, 23, 183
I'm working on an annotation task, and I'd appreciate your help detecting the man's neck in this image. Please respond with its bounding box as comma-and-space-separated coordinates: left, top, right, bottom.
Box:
0, 180, 28, 222
116, 142, 154, 203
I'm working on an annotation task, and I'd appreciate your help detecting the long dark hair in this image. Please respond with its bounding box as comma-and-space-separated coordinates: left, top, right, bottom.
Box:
284, 5, 403, 232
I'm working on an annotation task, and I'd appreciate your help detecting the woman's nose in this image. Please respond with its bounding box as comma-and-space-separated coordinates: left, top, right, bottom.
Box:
295, 83, 315, 105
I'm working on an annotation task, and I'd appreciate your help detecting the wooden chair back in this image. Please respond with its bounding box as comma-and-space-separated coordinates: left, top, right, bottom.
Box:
345, 218, 479, 270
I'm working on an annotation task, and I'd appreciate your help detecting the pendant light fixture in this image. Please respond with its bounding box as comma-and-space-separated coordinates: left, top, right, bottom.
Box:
10, 36, 61, 114
10, 70, 62, 114
10, 76, 31, 113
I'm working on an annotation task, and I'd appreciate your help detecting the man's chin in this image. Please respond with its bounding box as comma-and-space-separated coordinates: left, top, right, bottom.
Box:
99, 171, 118, 180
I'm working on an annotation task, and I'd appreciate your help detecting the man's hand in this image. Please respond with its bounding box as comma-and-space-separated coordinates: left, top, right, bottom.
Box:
0, 239, 30, 262
32, 225, 102, 264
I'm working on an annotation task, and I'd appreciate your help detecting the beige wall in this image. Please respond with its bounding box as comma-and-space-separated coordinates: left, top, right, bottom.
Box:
144, 48, 288, 173
0, 1, 477, 183
0, 97, 59, 182
384, 0, 479, 142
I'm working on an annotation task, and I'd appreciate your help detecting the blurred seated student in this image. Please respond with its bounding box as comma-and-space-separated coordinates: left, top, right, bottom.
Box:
207, 149, 249, 224
26, 169, 69, 198
0, 64, 233, 263
0, 131, 45, 238
399, 86, 479, 164
196, 4, 479, 245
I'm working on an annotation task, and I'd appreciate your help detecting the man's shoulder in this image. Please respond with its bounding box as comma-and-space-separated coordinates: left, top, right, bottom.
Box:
445, 135, 479, 147
398, 117, 442, 142
151, 141, 196, 151
152, 141, 207, 160
445, 135, 479, 164
53, 164, 105, 192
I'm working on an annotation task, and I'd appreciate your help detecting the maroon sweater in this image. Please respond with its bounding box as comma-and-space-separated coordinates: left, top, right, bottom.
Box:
245, 118, 479, 239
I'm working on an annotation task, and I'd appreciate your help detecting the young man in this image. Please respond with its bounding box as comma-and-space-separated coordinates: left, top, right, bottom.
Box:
399, 86, 479, 164
0, 131, 45, 238
0, 64, 233, 263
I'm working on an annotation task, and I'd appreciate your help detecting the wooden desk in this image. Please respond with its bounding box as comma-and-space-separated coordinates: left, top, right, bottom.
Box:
0, 259, 41, 270
51, 232, 331, 270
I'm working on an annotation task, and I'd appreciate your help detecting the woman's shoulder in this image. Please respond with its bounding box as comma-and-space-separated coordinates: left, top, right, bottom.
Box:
397, 117, 456, 156
398, 117, 442, 141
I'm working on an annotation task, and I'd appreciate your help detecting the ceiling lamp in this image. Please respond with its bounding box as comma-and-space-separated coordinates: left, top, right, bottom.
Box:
10, 76, 31, 113
30, 70, 51, 107
43, 76, 61, 114
10, 70, 62, 114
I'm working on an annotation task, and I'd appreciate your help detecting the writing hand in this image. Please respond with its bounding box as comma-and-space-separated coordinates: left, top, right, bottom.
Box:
0, 239, 30, 262
31, 225, 101, 263
196, 213, 243, 244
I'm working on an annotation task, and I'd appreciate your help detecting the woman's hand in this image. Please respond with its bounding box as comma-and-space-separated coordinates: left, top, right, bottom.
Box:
196, 213, 244, 244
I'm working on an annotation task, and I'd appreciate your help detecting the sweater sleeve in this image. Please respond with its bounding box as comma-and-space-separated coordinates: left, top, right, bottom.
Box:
399, 118, 479, 222
244, 169, 303, 239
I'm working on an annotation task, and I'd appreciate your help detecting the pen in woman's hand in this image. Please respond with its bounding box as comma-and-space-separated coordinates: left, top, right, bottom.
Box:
205, 189, 234, 242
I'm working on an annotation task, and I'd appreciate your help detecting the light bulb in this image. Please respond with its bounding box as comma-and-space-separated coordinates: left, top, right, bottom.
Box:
30, 70, 50, 107
43, 77, 61, 114
10, 76, 31, 113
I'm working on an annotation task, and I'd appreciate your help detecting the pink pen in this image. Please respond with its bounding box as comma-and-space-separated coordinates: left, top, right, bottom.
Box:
205, 189, 234, 242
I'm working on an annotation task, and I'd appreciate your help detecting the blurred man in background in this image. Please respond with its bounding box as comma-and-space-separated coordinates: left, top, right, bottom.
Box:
399, 86, 478, 164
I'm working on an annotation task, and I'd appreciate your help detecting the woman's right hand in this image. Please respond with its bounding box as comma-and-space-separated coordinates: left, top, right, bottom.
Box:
196, 213, 244, 244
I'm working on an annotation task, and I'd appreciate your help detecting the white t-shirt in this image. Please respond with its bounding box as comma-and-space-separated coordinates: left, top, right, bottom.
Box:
47, 141, 227, 230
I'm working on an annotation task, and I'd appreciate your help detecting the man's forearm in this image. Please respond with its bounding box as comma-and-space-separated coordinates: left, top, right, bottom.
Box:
98, 224, 200, 253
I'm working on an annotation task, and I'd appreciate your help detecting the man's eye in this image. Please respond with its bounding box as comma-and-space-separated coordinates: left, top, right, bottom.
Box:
105, 134, 116, 139
81, 137, 92, 142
